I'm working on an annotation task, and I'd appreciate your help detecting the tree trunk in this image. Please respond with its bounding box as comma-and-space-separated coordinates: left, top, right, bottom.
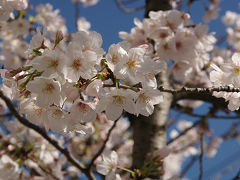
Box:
145, 0, 172, 17
131, 0, 172, 170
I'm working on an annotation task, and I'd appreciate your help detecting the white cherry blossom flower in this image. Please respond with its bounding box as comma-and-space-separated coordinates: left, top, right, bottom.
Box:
0, 155, 19, 180
96, 150, 118, 177
62, 81, 79, 101
19, 99, 47, 125
118, 47, 146, 82
0, 1, 13, 22
222, 11, 238, 26
63, 44, 98, 81
106, 43, 128, 73
222, 53, 240, 87
8, 0, 28, 10
71, 31, 105, 62
96, 88, 137, 120
26, 77, 63, 107
77, 17, 91, 32
68, 99, 97, 123
85, 79, 103, 96
45, 106, 69, 132
135, 87, 163, 116
8, 18, 30, 36
25, 28, 45, 57
35, 3, 67, 36
31, 49, 65, 78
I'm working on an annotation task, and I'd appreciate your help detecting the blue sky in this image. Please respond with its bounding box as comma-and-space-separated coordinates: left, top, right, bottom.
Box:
29, 0, 240, 179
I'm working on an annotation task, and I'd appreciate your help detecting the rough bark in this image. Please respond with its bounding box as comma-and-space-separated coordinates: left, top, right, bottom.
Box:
131, 0, 172, 170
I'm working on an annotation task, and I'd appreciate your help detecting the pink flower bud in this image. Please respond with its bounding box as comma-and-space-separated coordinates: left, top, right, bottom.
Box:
155, 146, 172, 160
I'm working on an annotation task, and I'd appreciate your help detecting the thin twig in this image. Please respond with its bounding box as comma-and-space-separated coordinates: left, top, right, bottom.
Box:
198, 133, 204, 180
0, 113, 13, 118
0, 90, 95, 180
115, 0, 144, 13
214, 163, 240, 180
167, 119, 201, 145
174, 105, 240, 120
167, 107, 217, 145
204, 150, 240, 178
87, 118, 120, 169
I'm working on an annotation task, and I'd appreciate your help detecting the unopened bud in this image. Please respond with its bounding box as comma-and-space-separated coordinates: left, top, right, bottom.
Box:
54, 30, 64, 48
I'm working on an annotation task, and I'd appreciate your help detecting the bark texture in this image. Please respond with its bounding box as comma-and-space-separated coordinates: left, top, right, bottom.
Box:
131, 0, 172, 170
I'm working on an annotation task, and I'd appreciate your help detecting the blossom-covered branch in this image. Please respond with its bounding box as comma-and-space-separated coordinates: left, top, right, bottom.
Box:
0, 90, 95, 180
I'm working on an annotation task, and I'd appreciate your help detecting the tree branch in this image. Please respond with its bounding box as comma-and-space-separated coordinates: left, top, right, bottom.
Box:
167, 106, 217, 145
87, 118, 119, 169
159, 86, 240, 95
0, 90, 95, 180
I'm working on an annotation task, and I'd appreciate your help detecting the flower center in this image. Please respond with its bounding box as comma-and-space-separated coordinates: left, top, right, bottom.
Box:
159, 32, 168, 39
48, 59, 58, 68
34, 107, 43, 116
176, 41, 182, 50
42, 83, 55, 94
138, 93, 150, 103
112, 96, 124, 105
18, 22, 24, 28
233, 66, 240, 75
78, 102, 88, 113
112, 54, 119, 64
73, 58, 82, 70
4, 163, 14, 170
127, 58, 137, 68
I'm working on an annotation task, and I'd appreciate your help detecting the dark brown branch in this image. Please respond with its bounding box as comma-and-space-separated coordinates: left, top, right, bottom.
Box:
0, 113, 13, 118
87, 118, 119, 169
159, 86, 240, 95
0, 90, 95, 180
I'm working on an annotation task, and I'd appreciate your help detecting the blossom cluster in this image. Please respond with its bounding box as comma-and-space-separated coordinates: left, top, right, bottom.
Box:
208, 9, 240, 110
0, 0, 28, 22
119, 10, 216, 83
1, 9, 165, 136
0, 120, 66, 180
